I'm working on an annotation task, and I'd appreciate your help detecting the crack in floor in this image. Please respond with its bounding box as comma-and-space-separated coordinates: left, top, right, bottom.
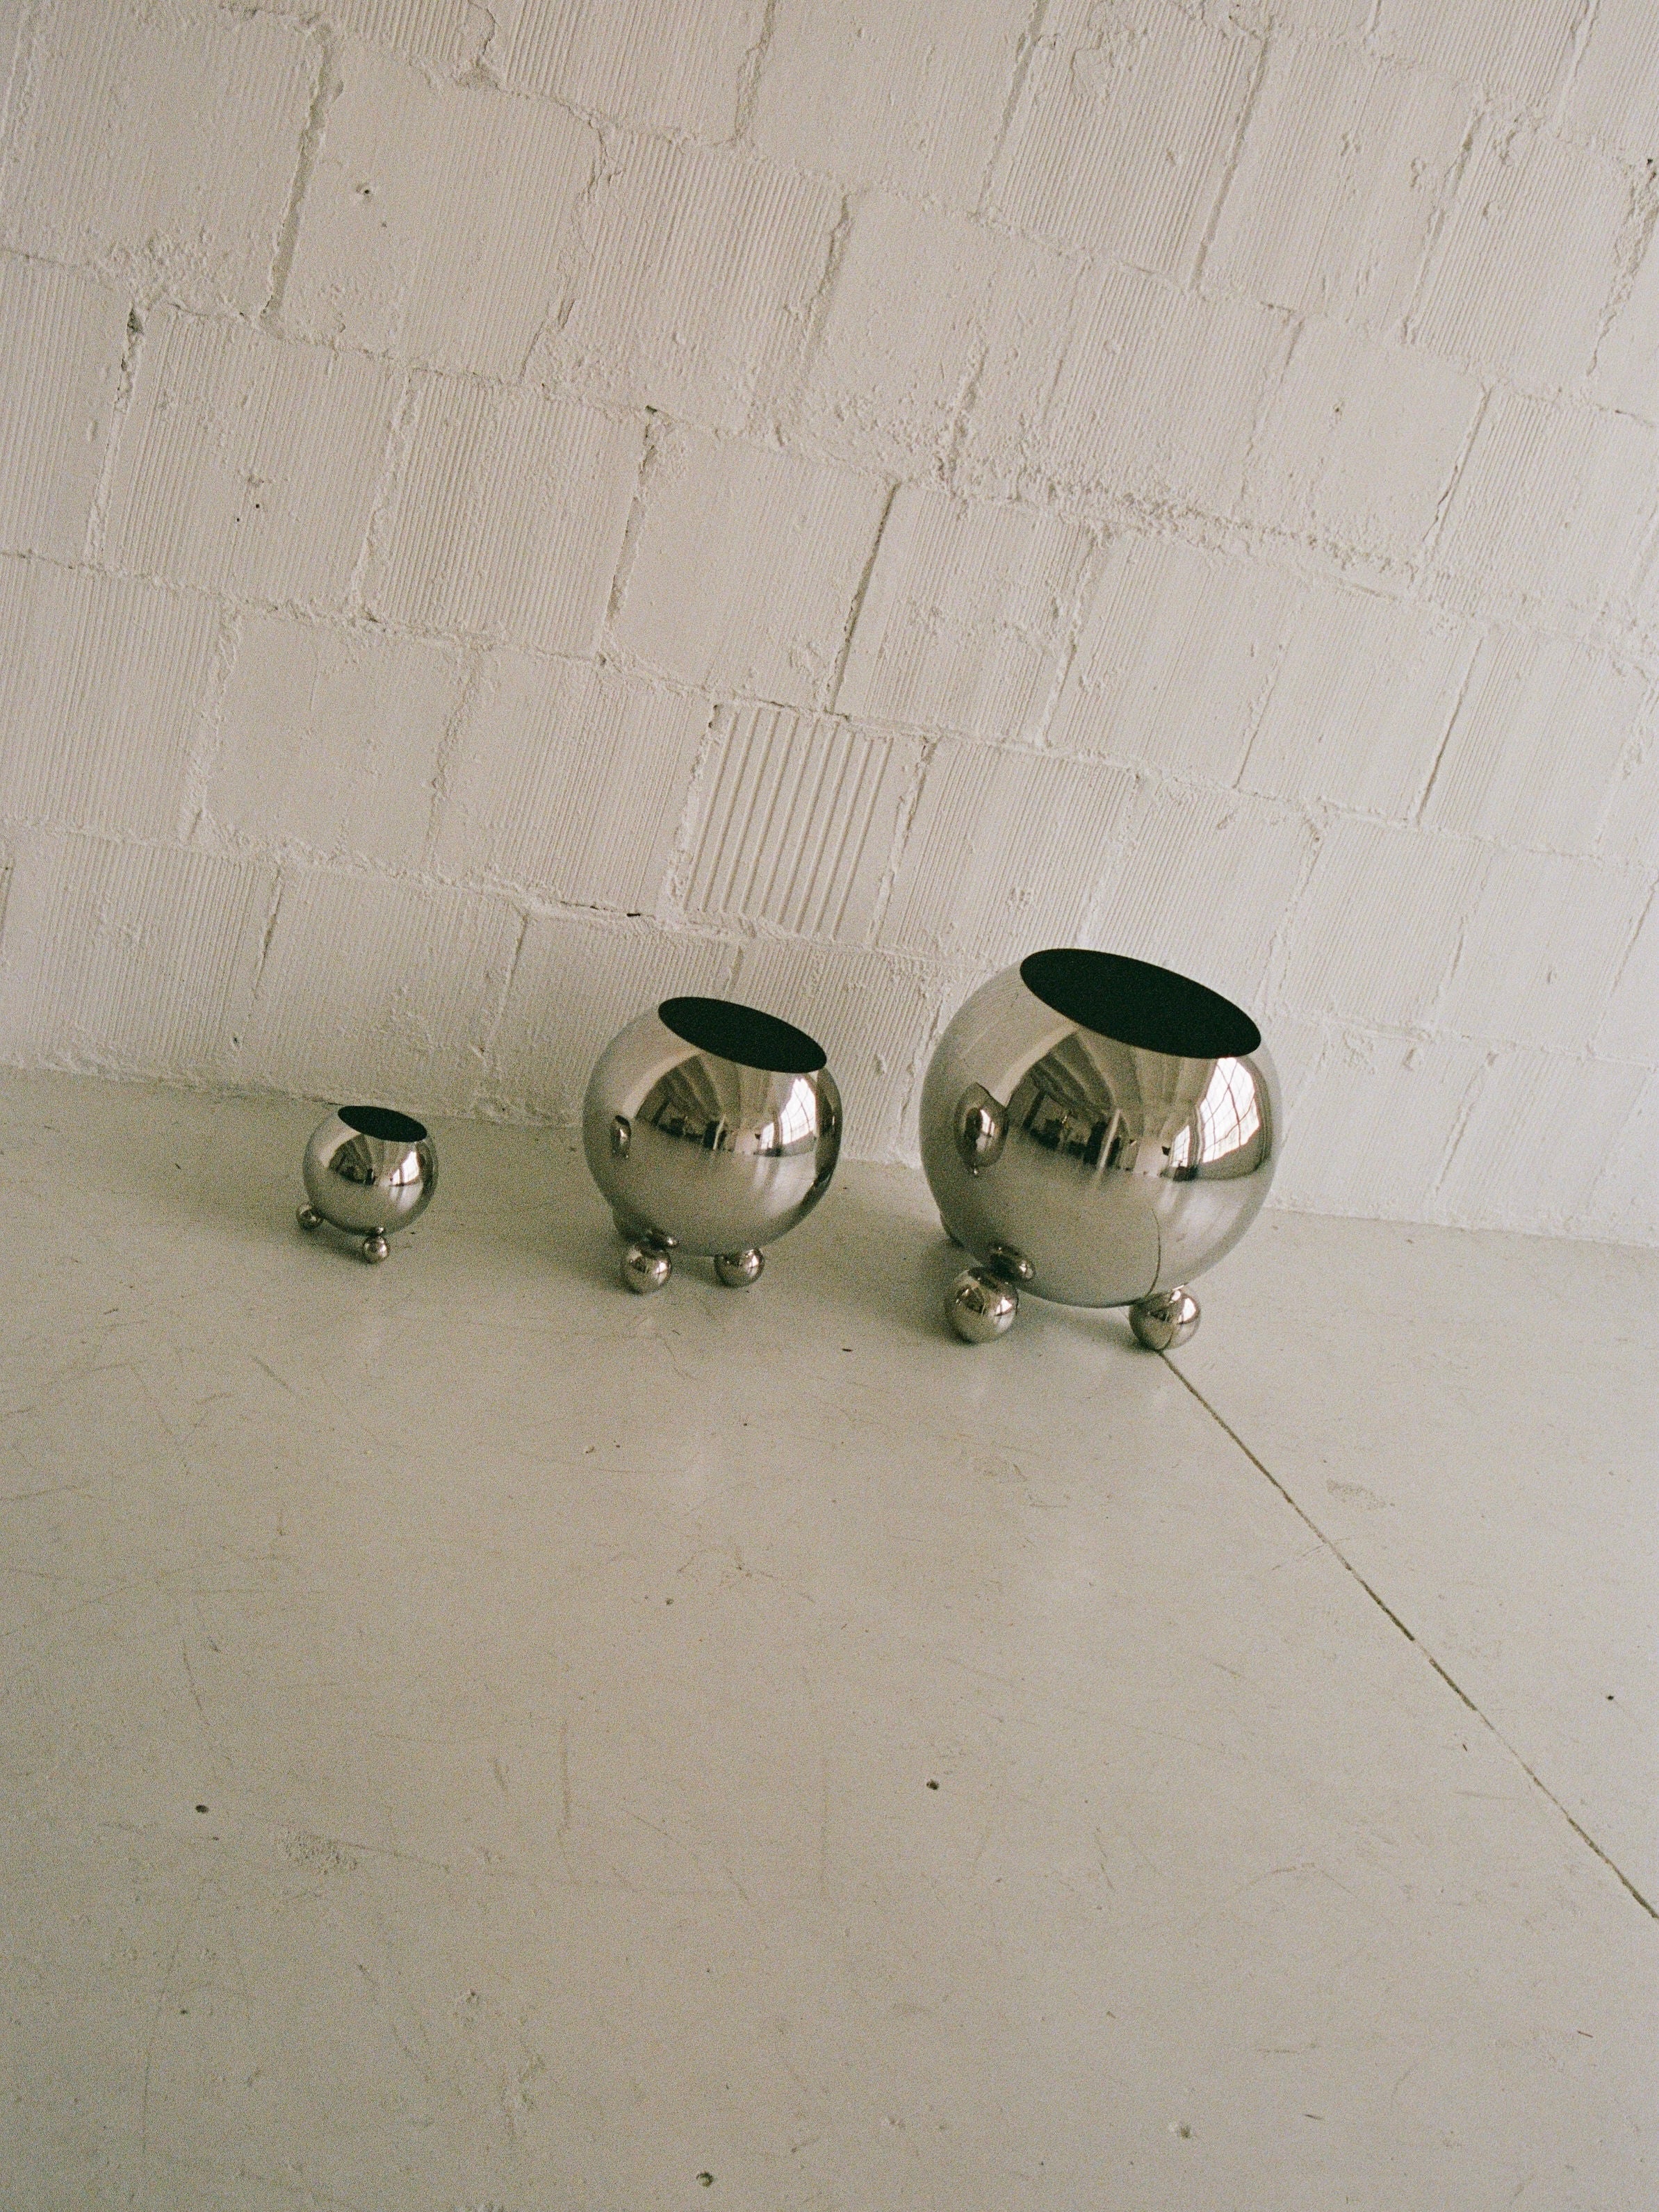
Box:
1163, 1356, 1657, 1924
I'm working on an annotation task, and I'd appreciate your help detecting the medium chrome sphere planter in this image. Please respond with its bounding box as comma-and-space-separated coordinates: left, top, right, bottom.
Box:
921, 949, 1278, 1346
583, 996, 842, 1295
297, 1106, 437, 1263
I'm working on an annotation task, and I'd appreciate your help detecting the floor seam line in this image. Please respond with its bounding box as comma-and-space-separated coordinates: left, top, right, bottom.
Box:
1162, 1354, 1658, 1924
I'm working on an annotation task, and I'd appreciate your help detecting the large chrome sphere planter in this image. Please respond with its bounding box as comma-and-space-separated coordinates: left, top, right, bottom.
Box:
583, 997, 842, 1294
297, 1106, 437, 1262
920, 949, 1277, 1346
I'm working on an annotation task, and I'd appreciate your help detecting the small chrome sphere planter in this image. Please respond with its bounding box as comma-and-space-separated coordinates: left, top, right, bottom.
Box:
297, 1106, 437, 1263
920, 949, 1278, 1346
582, 996, 841, 1295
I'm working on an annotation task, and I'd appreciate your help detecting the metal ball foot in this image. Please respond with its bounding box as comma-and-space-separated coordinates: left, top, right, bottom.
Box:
361, 1232, 390, 1264
1129, 1286, 1200, 1350
947, 1265, 1020, 1343
297, 1204, 323, 1231
714, 1247, 764, 1288
622, 1238, 673, 1295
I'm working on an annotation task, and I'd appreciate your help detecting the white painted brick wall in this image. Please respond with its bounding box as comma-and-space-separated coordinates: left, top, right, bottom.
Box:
0, 0, 1651, 1243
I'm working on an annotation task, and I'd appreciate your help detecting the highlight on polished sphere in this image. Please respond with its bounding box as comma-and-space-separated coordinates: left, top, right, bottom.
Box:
297, 1105, 437, 1263
920, 949, 1278, 1345
582, 996, 842, 1295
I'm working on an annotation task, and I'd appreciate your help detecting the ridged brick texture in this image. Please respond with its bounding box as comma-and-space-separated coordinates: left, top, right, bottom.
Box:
0, 0, 1651, 1242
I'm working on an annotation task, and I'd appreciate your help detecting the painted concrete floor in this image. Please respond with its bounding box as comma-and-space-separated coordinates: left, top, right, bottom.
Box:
1, 1071, 1653, 2212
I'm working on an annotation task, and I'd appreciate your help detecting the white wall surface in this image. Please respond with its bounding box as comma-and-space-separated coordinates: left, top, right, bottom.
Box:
0, 0, 1653, 1240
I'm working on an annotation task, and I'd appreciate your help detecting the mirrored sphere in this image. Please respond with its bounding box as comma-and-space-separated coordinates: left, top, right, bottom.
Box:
583, 997, 842, 1262
920, 950, 1278, 1311
301, 1106, 437, 1244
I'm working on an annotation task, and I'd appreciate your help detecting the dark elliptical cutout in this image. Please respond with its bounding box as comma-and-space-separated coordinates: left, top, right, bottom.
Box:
1020, 949, 1261, 1060
339, 1105, 429, 1144
659, 996, 828, 1076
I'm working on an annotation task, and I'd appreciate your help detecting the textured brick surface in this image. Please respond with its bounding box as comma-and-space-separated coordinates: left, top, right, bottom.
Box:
986, 0, 1259, 281
0, 0, 1651, 1238
367, 373, 641, 653
1, 0, 313, 314
0, 560, 221, 838
207, 613, 469, 865
434, 656, 710, 911
105, 309, 398, 608
0, 256, 129, 559
611, 427, 888, 707
284, 40, 596, 378
836, 489, 1095, 743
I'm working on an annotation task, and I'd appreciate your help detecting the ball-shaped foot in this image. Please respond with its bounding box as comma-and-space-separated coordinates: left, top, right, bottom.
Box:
297, 1204, 323, 1231
622, 1239, 673, 1295
714, 1247, 764, 1288
361, 1232, 391, 1264
947, 1265, 1019, 1343
1129, 1286, 1200, 1350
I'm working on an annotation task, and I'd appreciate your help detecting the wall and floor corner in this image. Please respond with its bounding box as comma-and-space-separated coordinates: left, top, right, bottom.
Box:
0, 0, 1652, 1243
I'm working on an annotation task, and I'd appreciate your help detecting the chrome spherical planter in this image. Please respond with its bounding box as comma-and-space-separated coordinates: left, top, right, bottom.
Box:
921, 949, 1278, 1345
297, 1106, 437, 1263
583, 996, 842, 1294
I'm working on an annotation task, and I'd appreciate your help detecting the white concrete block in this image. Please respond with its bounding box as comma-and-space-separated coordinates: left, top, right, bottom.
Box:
1045, 534, 1300, 782
1241, 584, 1478, 817
835, 489, 1095, 743
1087, 783, 1315, 1010
484, 915, 735, 1123
0, 256, 129, 561
796, 191, 1076, 476
612, 428, 888, 709
236, 868, 521, 1109
0, 559, 220, 838
1596, 899, 1658, 1064
1277, 820, 1489, 1028
1432, 390, 1659, 622
1206, 40, 1474, 329
206, 614, 469, 865
539, 136, 840, 432
1421, 629, 1648, 853
748, 0, 1029, 207
284, 42, 596, 379
1562, 1, 1659, 157
878, 745, 1138, 965
0, 833, 273, 1073
1021, 265, 1289, 513
1444, 853, 1640, 1053
243, 1, 478, 74
1435, 1047, 1648, 1231
1582, 1068, 1659, 1243
1373, 0, 1581, 108
1591, 234, 1659, 424
681, 704, 922, 943
730, 939, 940, 1160
105, 308, 398, 609
484, 0, 765, 138
1268, 1031, 1489, 1222
368, 373, 640, 653
1595, 723, 1659, 869
0, 0, 314, 315
434, 654, 709, 909
1412, 125, 1628, 391
986, 0, 1259, 281
1243, 321, 1482, 561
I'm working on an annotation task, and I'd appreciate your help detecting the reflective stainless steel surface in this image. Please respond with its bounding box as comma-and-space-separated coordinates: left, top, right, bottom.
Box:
947, 1265, 1020, 1343
299, 1106, 437, 1263
1129, 1284, 1202, 1351
584, 997, 841, 1293
921, 949, 1278, 1342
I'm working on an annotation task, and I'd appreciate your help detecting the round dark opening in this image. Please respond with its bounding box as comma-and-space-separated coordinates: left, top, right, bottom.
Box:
658, 996, 827, 1075
338, 1105, 428, 1144
1020, 949, 1261, 1060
